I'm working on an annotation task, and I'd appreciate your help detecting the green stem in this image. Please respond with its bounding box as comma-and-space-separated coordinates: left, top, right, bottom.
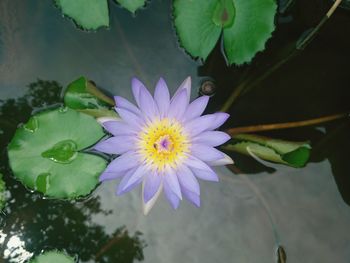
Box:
220, 0, 343, 112
225, 112, 348, 136
297, 0, 343, 50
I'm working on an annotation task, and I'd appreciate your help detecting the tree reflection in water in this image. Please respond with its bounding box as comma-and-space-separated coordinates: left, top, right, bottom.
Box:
0, 80, 146, 263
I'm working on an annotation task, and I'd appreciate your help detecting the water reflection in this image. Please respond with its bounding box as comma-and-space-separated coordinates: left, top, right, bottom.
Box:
0, 0, 350, 262
0, 80, 146, 263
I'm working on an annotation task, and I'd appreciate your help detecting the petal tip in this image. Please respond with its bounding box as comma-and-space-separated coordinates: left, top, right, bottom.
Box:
158, 76, 166, 83
221, 112, 230, 120
97, 116, 121, 125
131, 76, 142, 84
99, 173, 109, 182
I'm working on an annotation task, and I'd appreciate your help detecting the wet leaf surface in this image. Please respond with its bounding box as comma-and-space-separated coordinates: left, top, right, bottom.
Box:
7, 108, 107, 199
225, 133, 311, 168
115, 0, 146, 13
55, 0, 109, 30
174, 0, 277, 64
29, 251, 74, 263
173, 0, 222, 60
64, 77, 116, 118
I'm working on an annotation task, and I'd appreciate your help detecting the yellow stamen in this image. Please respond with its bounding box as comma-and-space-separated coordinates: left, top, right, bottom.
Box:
138, 118, 189, 171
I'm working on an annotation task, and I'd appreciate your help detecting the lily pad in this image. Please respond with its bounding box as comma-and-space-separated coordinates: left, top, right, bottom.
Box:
115, 0, 146, 13
64, 77, 117, 118
0, 173, 5, 210
55, 0, 109, 30
29, 251, 74, 263
8, 107, 107, 199
224, 133, 311, 168
173, 0, 277, 64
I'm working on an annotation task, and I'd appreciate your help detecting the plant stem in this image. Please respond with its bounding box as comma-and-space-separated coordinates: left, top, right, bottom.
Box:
226, 112, 349, 136
328, 0, 343, 17
221, 0, 343, 112
297, 0, 343, 50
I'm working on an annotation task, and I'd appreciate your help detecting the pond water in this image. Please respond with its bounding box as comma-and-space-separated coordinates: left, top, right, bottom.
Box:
1, 0, 350, 262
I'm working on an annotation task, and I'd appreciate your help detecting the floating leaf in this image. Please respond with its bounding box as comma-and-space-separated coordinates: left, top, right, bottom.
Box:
173, 0, 277, 64
173, 0, 222, 60
223, 0, 277, 64
8, 108, 107, 199
0, 173, 5, 210
212, 0, 235, 28
115, 0, 146, 13
64, 77, 117, 118
29, 251, 74, 263
224, 134, 311, 167
55, 0, 109, 30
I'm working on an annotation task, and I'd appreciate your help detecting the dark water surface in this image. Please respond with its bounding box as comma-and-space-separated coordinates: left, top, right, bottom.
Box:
1, 0, 350, 262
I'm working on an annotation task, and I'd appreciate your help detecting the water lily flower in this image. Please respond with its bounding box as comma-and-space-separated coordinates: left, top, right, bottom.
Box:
95, 77, 233, 215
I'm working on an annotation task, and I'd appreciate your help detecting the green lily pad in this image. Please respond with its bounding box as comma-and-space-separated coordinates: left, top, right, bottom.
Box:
224, 133, 311, 168
0, 173, 6, 210
29, 251, 74, 263
64, 77, 117, 118
55, 0, 109, 30
115, 0, 146, 13
173, 0, 222, 60
212, 0, 235, 28
173, 0, 277, 64
8, 107, 107, 199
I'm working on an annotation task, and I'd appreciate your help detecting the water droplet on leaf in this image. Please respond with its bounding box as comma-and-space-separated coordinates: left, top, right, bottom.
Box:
35, 173, 51, 194
23, 117, 38, 132
58, 106, 68, 113
41, 139, 78, 164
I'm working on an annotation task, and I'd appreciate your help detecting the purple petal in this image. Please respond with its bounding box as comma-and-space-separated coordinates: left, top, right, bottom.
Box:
100, 169, 129, 182
184, 155, 219, 182
173, 76, 191, 104
94, 136, 135, 155
177, 165, 200, 195
164, 167, 182, 200
167, 89, 188, 120
117, 165, 147, 195
154, 78, 170, 117
114, 96, 141, 116
138, 83, 159, 120
190, 144, 224, 162
97, 116, 121, 125
116, 108, 145, 129
183, 96, 209, 122
208, 153, 234, 166
184, 113, 229, 137
193, 131, 231, 146
99, 151, 139, 182
131, 77, 145, 106
115, 168, 137, 195
181, 187, 200, 207
184, 114, 218, 137
206, 112, 230, 130
102, 121, 138, 136
142, 182, 163, 215
143, 171, 162, 203
191, 167, 219, 182
164, 179, 180, 209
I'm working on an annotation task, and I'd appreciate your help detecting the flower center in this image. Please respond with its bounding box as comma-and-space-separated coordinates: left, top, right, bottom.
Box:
138, 118, 189, 171
154, 135, 174, 153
